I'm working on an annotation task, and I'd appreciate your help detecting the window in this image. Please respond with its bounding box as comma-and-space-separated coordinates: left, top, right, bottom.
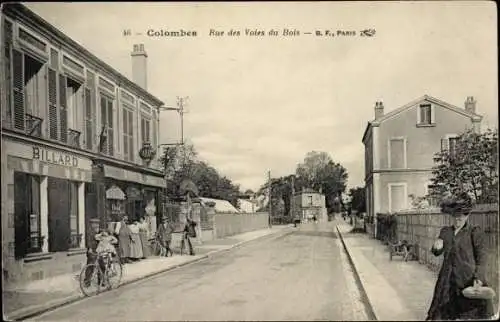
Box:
418, 104, 433, 125
389, 138, 406, 169
308, 196, 313, 206
100, 95, 114, 155
141, 116, 151, 143
123, 108, 134, 162
441, 135, 459, 157
14, 172, 41, 258
66, 77, 83, 147
69, 182, 80, 249
9, 49, 47, 136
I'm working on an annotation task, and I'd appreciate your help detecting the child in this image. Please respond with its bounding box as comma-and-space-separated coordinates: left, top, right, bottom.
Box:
95, 230, 118, 255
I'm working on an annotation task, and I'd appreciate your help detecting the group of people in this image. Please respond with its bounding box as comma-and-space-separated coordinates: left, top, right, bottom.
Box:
114, 215, 152, 263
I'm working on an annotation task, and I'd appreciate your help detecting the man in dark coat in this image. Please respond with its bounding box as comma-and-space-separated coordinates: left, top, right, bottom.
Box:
426, 192, 494, 320
157, 217, 175, 257
182, 217, 196, 255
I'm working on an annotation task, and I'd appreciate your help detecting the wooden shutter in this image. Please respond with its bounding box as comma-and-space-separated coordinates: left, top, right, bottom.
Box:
100, 97, 107, 154
48, 68, 58, 139
129, 110, 134, 161
107, 100, 113, 156
12, 49, 25, 130
84, 88, 93, 150
59, 74, 67, 142
152, 117, 157, 150
4, 38, 12, 127
123, 109, 128, 159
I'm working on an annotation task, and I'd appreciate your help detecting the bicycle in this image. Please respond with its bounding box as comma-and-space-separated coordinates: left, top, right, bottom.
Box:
79, 250, 122, 297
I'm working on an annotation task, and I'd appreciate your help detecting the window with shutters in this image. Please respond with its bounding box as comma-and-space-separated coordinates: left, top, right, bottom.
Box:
48, 68, 58, 139
59, 74, 67, 143
123, 107, 134, 162
4, 20, 13, 128
100, 94, 114, 156
84, 87, 93, 150
141, 116, 151, 143
441, 135, 459, 157
66, 77, 83, 147
10, 49, 46, 136
417, 104, 435, 126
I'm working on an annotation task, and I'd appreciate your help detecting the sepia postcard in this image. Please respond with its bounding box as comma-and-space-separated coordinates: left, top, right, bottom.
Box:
1, 1, 498, 321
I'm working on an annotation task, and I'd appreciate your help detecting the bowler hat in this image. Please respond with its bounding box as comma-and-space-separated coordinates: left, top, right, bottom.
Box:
440, 192, 473, 215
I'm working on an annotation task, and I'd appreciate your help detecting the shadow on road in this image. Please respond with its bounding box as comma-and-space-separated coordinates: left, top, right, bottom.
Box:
291, 230, 338, 239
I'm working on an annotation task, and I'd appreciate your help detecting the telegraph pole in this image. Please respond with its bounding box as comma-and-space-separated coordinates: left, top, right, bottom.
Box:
268, 170, 272, 228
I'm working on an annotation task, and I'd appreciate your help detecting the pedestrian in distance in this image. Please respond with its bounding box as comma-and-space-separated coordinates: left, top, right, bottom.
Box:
426, 192, 495, 321
182, 217, 197, 256
157, 217, 175, 257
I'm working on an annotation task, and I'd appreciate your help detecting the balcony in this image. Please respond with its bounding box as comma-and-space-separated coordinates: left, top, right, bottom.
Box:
69, 233, 83, 249
68, 129, 81, 148
25, 114, 43, 137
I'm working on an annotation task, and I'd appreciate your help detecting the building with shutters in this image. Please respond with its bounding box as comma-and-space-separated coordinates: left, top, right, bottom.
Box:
1, 4, 168, 285
291, 188, 328, 222
362, 95, 483, 230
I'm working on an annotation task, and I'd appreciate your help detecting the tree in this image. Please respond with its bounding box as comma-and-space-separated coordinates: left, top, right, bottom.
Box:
429, 128, 498, 204
348, 187, 366, 214
295, 151, 349, 211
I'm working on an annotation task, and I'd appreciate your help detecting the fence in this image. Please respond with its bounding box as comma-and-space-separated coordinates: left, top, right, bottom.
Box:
213, 212, 269, 239
393, 204, 499, 306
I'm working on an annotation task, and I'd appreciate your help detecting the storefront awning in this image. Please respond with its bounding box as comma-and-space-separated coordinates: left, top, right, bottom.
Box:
102, 165, 166, 188
106, 185, 126, 200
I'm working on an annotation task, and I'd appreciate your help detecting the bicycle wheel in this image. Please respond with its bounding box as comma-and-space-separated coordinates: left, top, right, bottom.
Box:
79, 264, 103, 297
106, 259, 122, 289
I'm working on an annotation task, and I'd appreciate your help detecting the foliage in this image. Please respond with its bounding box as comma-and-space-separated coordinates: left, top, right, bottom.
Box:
295, 151, 348, 211
159, 143, 241, 207
348, 187, 366, 213
429, 128, 498, 204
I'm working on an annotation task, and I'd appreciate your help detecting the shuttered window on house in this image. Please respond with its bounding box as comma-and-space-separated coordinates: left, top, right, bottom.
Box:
13, 49, 25, 131
141, 116, 150, 143
59, 74, 67, 143
128, 109, 134, 161
152, 110, 157, 151
84, 88, 93, 150
4, 22, 12, 127
122, 108, 134, 162
48, 68, 58, 139
100, 95, 114, 156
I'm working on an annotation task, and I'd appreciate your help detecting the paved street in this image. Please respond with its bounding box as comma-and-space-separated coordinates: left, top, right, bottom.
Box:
32, 221, 369, 321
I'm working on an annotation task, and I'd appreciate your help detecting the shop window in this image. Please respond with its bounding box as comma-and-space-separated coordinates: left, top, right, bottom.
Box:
48, 178, 81, 252
14, 172, 42, 258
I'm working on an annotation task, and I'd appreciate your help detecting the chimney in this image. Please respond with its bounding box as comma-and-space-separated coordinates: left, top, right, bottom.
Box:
131, 44, 148, 90
374, 101, 384, 119
464, 96, 477, 114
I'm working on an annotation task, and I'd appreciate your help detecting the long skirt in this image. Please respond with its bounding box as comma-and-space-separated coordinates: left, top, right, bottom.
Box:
139, 231, 151, 258
117, 233, 131, 259
129, 233, 144, 259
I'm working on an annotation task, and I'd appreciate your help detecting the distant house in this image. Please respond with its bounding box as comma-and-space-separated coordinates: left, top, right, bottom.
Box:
291, 188, 328, 222
237, 198, 256, 213
362, 95, 483, 227
199, 197, 240, 214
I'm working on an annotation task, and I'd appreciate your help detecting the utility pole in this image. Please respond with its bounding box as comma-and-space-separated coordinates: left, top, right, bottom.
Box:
291, 175, 295, 220
268, 170, 272, 228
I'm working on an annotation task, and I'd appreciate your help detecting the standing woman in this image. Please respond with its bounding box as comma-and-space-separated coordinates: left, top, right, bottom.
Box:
426, 192, 494, 320
138, 216, 151, 259
128, 220, 144, 261
115, 215, 132, 264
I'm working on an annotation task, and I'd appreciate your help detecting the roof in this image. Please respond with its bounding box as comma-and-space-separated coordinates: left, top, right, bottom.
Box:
199, 197, 240, 213
361, 95, 483, 143
4, 3, 164, 107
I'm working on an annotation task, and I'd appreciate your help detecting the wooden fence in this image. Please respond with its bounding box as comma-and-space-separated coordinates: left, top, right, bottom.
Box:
394, 204, 499, 304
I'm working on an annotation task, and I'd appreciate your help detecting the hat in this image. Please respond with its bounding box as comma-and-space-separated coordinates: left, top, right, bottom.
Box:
440, 192, 473, 215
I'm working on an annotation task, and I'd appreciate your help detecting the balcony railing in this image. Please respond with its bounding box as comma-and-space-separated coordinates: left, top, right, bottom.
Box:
27, 235, 45, 254
25, 114, 43, 137
68, 129, 81, 148
69, 233, 83, 249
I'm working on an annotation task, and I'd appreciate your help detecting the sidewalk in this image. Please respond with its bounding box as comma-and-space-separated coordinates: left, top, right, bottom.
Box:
336, 220, 437, 321
3, 225, 292, 321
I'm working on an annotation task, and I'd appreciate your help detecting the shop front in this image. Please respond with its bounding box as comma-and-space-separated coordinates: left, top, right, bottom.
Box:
86, 162, 165, 242
1, 137, 92, 285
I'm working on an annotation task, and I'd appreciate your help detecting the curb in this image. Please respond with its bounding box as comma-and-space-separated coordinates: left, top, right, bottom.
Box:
6, 226, 292, 321
335, 225, 378, 321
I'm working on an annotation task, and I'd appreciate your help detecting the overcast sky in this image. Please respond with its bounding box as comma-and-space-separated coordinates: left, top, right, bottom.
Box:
25, 1, 497, 192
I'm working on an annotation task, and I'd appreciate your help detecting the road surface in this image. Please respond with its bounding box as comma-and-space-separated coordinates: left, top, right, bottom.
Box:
33, 221, 370, 321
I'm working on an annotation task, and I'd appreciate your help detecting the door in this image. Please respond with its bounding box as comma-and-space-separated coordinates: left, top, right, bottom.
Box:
14, 172, 29, 259
48, 177, 70, 252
